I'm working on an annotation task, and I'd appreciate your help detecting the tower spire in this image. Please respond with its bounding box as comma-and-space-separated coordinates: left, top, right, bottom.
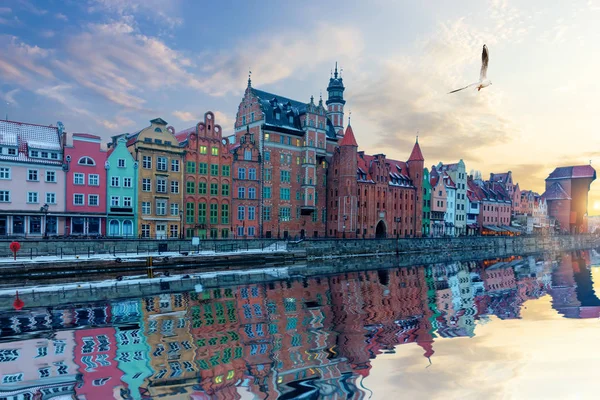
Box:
247, 69, 252, 88
334, 62, 338, 79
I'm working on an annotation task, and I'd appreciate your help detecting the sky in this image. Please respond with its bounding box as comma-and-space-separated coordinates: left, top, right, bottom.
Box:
2, 0, 600, 212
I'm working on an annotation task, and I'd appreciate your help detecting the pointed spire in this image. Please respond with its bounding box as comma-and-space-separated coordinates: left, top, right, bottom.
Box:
247, 69, 252, 87
408, 136, 424, 162
319, 91, 323, 106
340, 124, 358, 147
310, 95, 314, 104
334, 62, 338, 79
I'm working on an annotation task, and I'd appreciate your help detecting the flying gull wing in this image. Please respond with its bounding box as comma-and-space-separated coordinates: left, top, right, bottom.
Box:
480, 44, 489, 81
448, 82, 478, 94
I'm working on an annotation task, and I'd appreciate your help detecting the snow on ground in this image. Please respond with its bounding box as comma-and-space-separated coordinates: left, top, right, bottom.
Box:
0, 243, 287, 264
0, 265, 292, 297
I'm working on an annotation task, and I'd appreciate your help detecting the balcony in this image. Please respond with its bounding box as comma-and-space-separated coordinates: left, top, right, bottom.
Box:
109, 206, 133, 214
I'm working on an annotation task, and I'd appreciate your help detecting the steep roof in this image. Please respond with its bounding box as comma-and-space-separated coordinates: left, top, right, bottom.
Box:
443, 173, 456, 189
543, 182, 572, 200
175, 126, 196, 143
0, 119, 62, 165
546, 165, 596, 180
490, 172, 511, 183
408, 140, 424, 162
250, 88, 337, 139
339, 124, 358, 146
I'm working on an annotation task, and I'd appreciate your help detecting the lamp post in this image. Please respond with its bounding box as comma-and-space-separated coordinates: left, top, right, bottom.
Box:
40, 203, 49, 239
277, 213, 281, 240
395, 217, 401, 239
343, 215, 347, 239
179, 209, 183, 239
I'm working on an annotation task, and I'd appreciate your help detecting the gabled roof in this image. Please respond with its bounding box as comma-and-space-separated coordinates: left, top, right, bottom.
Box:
175, 126, 196, 143
250, 88, 338, 139
543, 182, 572, 200
150, 117, 168, 125
340, 124, 358, 147
490, 172, 511, 183
546, 165, 596, 180
0, 119, 62, 165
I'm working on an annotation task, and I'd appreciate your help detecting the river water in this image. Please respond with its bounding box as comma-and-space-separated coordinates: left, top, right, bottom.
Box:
1, 250, 599, 399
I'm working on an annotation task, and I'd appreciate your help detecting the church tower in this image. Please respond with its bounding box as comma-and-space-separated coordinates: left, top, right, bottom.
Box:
326, 62, 346, 138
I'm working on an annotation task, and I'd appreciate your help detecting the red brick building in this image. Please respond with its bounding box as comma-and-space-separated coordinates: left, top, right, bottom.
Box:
233, 72, 340, 239
327, 125, 425, 238
231, 126, 262, 238
543, 165, 596, 233
177, 112, 233, 239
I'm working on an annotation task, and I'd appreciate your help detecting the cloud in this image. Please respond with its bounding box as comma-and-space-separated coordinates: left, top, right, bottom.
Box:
88, 0, 183, 29
55, 13, 68, 21
0, 35, 54, 85
101, 115, 135, 130
40, 30, 55, 38
172, 111, 198, 122
350, 18, 514, 164
18, 0, 47, 15
197, 24, 365, 97
0, 88, 21, 106
0, 7, 11, 14
213, 111, 234, 134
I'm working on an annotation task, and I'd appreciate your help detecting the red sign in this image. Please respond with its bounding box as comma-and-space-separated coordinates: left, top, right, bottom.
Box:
13, 291, 24, 311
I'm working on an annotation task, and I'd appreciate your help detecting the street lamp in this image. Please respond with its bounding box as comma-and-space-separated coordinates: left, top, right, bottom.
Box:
179, 209, 183, 239
40, 203, 49, 239
343, 215, 347, 239
394, 217, 401, 239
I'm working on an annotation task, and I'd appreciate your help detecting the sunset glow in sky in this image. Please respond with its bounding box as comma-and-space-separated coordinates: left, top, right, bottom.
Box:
1, 0, 599, 211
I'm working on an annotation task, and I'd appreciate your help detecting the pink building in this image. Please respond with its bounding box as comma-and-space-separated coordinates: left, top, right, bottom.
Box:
63, 133, 108, 236
470, 179, 512, 230
0, 331, 80, 399
429, 168, 447, 236
73, 327, 121, 399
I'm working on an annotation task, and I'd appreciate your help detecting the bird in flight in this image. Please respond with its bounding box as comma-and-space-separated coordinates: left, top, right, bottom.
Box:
448, 45, 491, 94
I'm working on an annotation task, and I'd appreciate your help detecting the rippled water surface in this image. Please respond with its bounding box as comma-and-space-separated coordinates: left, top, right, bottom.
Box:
1, 251, 600, 399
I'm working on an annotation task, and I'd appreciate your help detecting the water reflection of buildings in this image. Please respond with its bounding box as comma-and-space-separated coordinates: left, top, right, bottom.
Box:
1, 251, 600, 399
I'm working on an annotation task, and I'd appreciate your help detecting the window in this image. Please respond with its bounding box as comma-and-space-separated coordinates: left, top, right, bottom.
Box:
0, 167, 10, 179
142, 202, 151, 215
242, 115, 246, 125
170, 203, 179, 216
211, 147, 219, 156
200, 146, 207, 154
143, 156, 152, 169
111, 196, 120, 207
237, 206, 245, 220
263, 206, 271, 221
89, 195, 99, 206
238, 168, 246, 179
0, 190, 11, 202
87, 174, 99, 186
123, 197, 132, 207
199, 163, 207, 174
237, 226, 244, 236
74, 173, 84, 185
280, 207, 291, 221
156, 178, 167, 193
210, 164, 219, 176
28, 169, 39, 181
248, 187, 256, 199
78, 156, 95, 166
30, 150, 39, 157
123, 177, 132, 188
264, 151, 270, 161
198, 203, 206, 223
29, 216, 41, 234
221, 184, 229, 196
117, 158, 126, 168
156, 200, 167, 216
170, 181, 179, 194
244, 149, 252, 160
46, 192, 56, 204
280, 170, 290, 182
141, 224, 150, 238
210, 204, 218, 224
186, 181, 195, 194
142, 178, 151, 191
170, 224, 179, 238
263, 187, 271, 199
157, 157, 167, 171
27, 192, 38, 203
248, 206, 255, 220
222, 165, 230, 176
210, 183, 218, 196
2, 373, 23, 384
199, 182, 207, 194
111, 176, 120, 187
264, 169, 272, 181
74, 194, 84, 205
7, 148, 16, 155
221, 204, 229, 224
248, 168, 256, 180
248, 226, 255, 236
238, 187, 245, 199
171, 159, 180, 172
186, 161, 196, 173
45, 170, 56, 183
279, 188, 290, 200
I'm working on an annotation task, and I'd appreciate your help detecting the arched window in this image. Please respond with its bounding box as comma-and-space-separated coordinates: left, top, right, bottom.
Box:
154, 127, 162, 132
78, 156, 96, 166
109, 220, 120, 236
122, 220, 133, 237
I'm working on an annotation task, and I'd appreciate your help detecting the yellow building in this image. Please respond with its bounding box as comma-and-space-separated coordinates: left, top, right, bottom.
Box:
126, 118, 185, 238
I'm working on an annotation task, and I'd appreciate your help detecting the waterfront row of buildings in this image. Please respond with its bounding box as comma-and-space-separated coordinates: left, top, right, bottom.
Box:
0, 251, 596, 399
0, 66, 595, 238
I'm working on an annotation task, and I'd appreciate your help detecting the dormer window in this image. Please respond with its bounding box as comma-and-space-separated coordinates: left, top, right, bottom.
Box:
154, 127, 162, 132
289, 115, 293, 124
275, 111, 281, 120
154, 139, 162, 144
144, 138, 152, 143
78, 156, 96, 166
8, 148, 16, 156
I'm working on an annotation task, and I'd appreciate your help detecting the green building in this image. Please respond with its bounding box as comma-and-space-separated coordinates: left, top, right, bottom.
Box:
422, 168, 431, 236
106, 137, 138, 237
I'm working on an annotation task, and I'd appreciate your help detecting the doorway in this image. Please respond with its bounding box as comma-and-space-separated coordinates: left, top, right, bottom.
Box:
375, 220, 387, 238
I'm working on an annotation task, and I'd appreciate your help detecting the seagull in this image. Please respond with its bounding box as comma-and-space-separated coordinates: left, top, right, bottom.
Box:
448, 44, 491, 94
